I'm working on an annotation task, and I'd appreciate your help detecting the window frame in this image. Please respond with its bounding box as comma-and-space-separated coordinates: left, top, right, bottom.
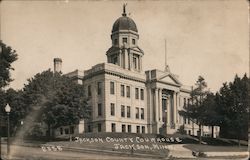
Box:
127, 106, 131, 118
136, 107, 139, 119
135, 88, 139, 99
110, 103, 115, 116
122, 124, 126, 133
122, 37, 128, 44
140, 89, 144, 100
141, 108, 144, 119
98, 103, 102, 116
97, 82, 102, 95
111, 123, 116, 132
126, 86, 130, 98
110, 81, 115, 95
121, 105, 125, 117
121, 84, 125, 97
132, 39, 136, 45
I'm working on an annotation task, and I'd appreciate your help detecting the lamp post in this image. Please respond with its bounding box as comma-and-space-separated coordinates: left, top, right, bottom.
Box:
5, 104, 11, 158
0, 114, 2, 160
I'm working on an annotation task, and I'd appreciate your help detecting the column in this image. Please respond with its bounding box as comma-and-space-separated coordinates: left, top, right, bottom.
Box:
167, 96, 170, 125
159, 89, 162, 122
147, 88, 152, 133
129, 53, 133, 70
119, 52, 122, 67
173, 92, 177, 126
176, 92, 179, 124
155, 88, 159, 122
139, 56, 142, 71
124, 49, 128, 69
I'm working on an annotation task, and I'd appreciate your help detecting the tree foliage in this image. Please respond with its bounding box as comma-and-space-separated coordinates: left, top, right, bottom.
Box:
180, 74, 249, 140
0, 41, 18, 89
4, 69, 91, 137
180, 76, 209, 126
216, 74, 249, 140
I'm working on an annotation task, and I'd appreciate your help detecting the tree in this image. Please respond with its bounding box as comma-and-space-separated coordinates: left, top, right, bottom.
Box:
0, 41, 18, 137
21, 69, 91, 138
216, 74, 249, 141
0, 41, 18, 89
201, 93, 223, 138
179, 76, 209, 144
4, 88, 27, 135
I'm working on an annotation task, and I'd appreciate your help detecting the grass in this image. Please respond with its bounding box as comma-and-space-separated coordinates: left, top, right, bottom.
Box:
183, 144, 248, 152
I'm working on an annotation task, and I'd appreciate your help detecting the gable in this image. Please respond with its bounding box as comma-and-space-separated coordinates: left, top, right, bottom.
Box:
158, 73, 181, 86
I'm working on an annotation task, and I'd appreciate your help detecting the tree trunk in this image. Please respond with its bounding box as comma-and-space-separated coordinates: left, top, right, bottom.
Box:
238, 129, 241, 148
211, 126, 214, 138
199, 124, 202, 144
47, 124, 51, 140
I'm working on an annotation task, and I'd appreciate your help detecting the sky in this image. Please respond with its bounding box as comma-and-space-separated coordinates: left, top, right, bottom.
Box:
0, 0, 249, 92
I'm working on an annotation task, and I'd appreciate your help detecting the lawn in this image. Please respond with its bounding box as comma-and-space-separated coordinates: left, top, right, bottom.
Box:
183, 144, 248, 152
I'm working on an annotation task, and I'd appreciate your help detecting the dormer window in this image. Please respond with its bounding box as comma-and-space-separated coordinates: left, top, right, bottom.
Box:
132, 39, 135, 45
122, 38, 127, 44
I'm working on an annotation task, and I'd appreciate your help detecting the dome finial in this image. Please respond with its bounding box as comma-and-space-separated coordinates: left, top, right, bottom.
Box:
122, 3, 127, 16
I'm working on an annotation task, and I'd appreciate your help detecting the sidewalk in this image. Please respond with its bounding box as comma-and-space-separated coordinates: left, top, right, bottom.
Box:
1, 141, 249, 159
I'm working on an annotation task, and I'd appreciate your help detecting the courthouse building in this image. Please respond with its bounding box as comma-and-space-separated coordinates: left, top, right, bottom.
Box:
55, 6, 219, 137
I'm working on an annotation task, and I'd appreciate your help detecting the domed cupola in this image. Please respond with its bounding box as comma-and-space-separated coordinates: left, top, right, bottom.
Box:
112, 11, 138, 33
106, 4, 144, 73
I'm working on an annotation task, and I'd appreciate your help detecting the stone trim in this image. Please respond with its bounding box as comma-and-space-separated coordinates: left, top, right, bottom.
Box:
83, 69, 146, 83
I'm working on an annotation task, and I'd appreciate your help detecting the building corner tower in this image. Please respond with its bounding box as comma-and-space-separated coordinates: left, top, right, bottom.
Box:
106, 4, 144, 72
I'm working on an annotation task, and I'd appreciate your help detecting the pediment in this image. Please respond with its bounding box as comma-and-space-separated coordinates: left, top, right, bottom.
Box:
130, 46, 144, 54
158, 73, 181, 86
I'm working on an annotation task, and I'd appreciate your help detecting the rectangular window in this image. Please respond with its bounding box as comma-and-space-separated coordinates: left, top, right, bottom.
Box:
122, 124, 126, 133
121, 85, 125, 97
140, 89, 144, 100
136, 107, 139, 119
98, 123, 102, 132
133, 54, 139, 70
60, 128, 63, 135
136, 126, 140, 133
142, 126, 145, 134
126, 86, 130, 98
110, 82, 115, 94
111, 123, 116, 132
127, 125, 131, 133
122, 37, 127, 43
98, 103, 102, 116
135, 88, 139, 99
97, 82, 102, 95
70, 126, 74, 134
133, 57, 137, 69
121, 105, 125, 117
110, 103, 115, 116
64, 128, 69, 134
88, 125, 92, 132
141, 108, 144, 119
127, 106, 131, 118
88, 85, 91, 97
132, 39, 135, 45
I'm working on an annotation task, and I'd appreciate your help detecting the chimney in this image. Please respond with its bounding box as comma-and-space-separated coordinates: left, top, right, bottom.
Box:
53, 58, 62, 73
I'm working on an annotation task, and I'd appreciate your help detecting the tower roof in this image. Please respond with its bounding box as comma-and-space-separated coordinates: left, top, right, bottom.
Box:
112, 4, 138, 33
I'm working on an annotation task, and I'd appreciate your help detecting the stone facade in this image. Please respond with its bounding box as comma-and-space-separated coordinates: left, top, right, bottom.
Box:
57, 6, 218, 137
